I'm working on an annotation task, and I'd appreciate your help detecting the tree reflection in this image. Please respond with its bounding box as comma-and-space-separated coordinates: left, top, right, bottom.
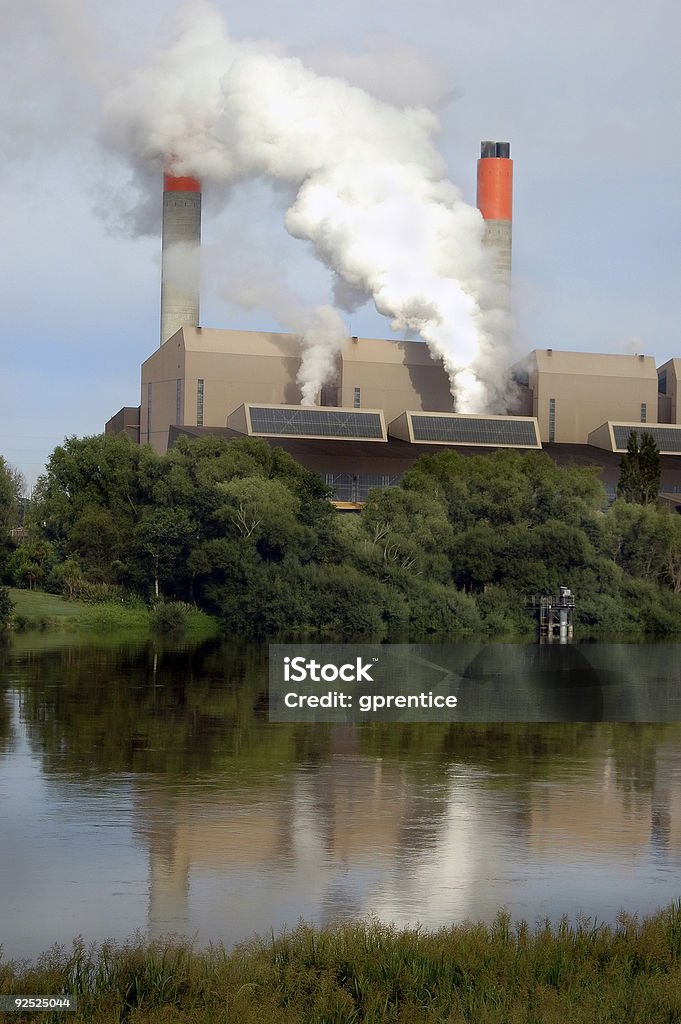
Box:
3, 641, 681, 798
7, 641, 330, 776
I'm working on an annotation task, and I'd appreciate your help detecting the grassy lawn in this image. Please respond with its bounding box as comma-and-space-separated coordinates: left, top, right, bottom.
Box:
5, 588, 220, 641
8, 587, 85, 620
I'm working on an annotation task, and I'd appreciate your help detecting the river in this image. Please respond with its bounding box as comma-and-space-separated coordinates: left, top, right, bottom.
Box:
2, 636, 681, 962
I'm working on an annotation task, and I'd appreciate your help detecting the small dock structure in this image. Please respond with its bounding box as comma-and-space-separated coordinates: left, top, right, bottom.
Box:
531, 586, 575, 642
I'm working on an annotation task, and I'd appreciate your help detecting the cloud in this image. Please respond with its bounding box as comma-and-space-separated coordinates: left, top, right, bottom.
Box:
100, 1, 515, 410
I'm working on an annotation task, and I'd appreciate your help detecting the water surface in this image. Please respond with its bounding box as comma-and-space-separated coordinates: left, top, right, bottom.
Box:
2, 638, 681, 962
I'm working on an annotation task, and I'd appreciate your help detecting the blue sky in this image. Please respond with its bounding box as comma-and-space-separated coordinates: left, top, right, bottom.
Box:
2, 0, 680, 488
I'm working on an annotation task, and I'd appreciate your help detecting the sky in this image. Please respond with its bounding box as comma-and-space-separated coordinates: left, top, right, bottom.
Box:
2, 0, 680, 489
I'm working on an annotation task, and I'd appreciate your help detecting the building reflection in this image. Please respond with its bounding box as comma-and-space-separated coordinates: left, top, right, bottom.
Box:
136, 727, 521, 940
135, 729, 681, 944
137, 742, 417, 938
527, 744, 681, 858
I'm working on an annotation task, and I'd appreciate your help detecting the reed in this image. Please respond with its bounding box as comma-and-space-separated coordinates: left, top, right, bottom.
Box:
3, 903, 681, 1022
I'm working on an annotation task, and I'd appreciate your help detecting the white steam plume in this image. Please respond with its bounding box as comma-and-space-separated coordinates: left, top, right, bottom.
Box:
102, 1, 511, 411
296, 307, 348, 406
203, 236, 347, 406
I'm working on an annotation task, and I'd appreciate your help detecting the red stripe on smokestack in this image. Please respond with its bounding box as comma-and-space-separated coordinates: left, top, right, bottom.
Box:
476, 141, 513, 221
476, 141, 512, 333
163, 172, 201, 193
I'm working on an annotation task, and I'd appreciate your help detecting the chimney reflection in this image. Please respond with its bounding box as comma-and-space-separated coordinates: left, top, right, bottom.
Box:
133, 727, 681, 946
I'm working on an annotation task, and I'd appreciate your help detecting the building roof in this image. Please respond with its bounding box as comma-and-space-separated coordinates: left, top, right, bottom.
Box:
166, 326, 441, 366
228, 403, 388, 441
389, 411, 541, 448
589, 422, 681, 455
529, 349, 658, 380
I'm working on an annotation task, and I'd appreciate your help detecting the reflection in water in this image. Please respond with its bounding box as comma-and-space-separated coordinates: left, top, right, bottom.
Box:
2, 640, 681, 960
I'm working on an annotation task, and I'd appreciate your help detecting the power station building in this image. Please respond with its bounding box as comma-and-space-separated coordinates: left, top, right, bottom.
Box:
106, 144, 681, 504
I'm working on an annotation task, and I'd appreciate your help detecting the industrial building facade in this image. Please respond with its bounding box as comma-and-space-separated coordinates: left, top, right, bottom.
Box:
104, 326, 681, 505
105, 142, 681, 503
138, 327, 455, 453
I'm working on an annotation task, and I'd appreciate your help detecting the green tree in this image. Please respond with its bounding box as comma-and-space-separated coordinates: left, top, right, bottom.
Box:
29, 434, 160, 573
216, 477, 304, 560
660, 514, 681, 593
602, 500, 667, 582
0, 585, 13, 627
0, 457, 25, 578
45, 557, 84, 598
617, 431, 661, 504
134, 507, 199, 599
403, 449, 604, 529
450, 523, 505, 590
359, 488, 454, 582
7, 538, 56, 589
639, 432, 662, 504
0, 457, 24, 527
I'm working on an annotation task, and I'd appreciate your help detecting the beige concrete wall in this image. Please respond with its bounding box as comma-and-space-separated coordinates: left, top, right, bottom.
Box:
141, 330, 187, 453
142, 333, 668, 455
657, 359, 681, 424
340, 337, 452, 422
659, 394, 673, 424
586, 422, 614, 451
142, 328, 455, 453
529, 350, 658, 444
184, 327, 305, 431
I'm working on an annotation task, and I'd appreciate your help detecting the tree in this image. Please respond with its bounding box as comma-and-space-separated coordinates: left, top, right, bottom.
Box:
0, 586, 13, 627
0, 458, 25, 533
617, 431, 661, 504
602, 500, 667, 582
661, 514, 681, 594
639, 432, 662, 504
0, 457, 25, 578
216, 477, 305, 561
7, 539, 56, 590
134, 507, 198, 599
359, 488, 454, 581
30, 434, 160, 563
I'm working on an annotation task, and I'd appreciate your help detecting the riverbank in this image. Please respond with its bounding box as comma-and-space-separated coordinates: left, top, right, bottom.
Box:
2, 905, 681, 1022
5, 588, 220, 642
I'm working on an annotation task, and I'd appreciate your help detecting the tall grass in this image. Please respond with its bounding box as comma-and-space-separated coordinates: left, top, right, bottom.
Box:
3, 903, 681, 1022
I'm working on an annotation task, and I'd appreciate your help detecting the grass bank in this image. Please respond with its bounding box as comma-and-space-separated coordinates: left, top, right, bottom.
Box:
6, 588, 219, 642
3, 905, 681, 1023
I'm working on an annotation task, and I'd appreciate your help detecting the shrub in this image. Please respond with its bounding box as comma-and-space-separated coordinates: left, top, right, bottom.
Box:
67, 580, 127, 605
476, 584, 535, 639
401, 577, 482, 640
150, 602, 190, 633
44, 558, 84, 598
306, 564, 389, 641
0, 586, 14, 627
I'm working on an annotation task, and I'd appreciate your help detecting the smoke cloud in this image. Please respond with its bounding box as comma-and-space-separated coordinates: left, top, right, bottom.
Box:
204, 234, 347, 406
102, 0, 512, 410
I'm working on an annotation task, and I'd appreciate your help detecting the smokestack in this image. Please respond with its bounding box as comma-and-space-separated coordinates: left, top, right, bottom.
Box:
476, 141, 512, 300
160, 171, 201, 346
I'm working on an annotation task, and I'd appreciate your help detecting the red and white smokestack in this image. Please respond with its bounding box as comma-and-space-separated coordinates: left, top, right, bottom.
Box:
160, 170, 202, 346
476, 141, 512, 300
